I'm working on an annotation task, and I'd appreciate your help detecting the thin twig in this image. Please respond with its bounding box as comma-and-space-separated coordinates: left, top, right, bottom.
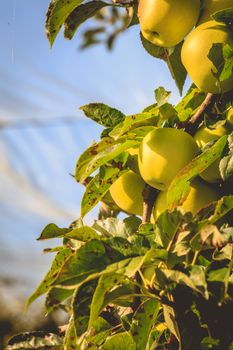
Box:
189, 93, 215, 124
142, 184, 157, 224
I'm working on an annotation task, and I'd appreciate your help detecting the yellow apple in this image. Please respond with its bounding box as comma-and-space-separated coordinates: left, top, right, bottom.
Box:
198, 0, 233, 25
227, 106, 233, 126
138, 128, 199, 191
153, 178, 219, 220
194, 125, 229, 182
181, 21, 233, 94
109, 170, 145, 216
138, 0, 200, 47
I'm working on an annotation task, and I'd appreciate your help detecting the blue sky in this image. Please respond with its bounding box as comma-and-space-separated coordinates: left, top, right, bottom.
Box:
0, 0, 188, 292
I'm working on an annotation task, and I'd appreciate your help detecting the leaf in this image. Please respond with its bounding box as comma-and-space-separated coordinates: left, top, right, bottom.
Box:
189, 265, 209, 299
89, 274, 125, 328
167, 136, 228, 209
64, 1, 109, 40
220, 132, 233, 180
26, 248, 72, 309
6, 332, 63, 350
45, 287, 73, 313
212, 8, 233, 26
53, 240, 124, 286
46, 0, 84, 46
64, 316, 78, 350
66, 226, 100, 241
175, 85, 206, 122
102, 332, 136, 350
154, 87, 171, 107
80, 103, 125, 128
163, 304, 181, 349
140, 32, 167, 60
219, 44, 233, 82
37, 223, 71, 240
109, 113, 158, 139
93, 217, 140, 238
158, 269, 199, 292
155, 210, 184, 249
130, 299, 160, 349
166, 42, 187, 95
81, 167, 127, 217
73, 280, 98, 336
75, 136, 141, 183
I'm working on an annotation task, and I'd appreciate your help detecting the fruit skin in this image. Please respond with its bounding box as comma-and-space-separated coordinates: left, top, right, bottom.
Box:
198, 0, 233, 25
109, 170, 145, 216
227, 106, 233, 126
138, 128, 199, 191
181, 21, 233, 94
194, 125, 229, 183
153, 178, 219, 220
138, 0, 200, 47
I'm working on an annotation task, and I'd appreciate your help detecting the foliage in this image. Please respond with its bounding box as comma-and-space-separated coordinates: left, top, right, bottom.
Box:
6, 1, 233, 350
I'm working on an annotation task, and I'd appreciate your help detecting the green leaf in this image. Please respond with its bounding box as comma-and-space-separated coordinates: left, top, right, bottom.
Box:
212, 8, 233, 26
175, 85, 206, 122
140, 32, 167, 60
81, 167, 127, 217
154, 87, 171, 107
75, 136, 141, 183
45, 287, 73, 313
130, 299, 160, 349
155, 210, 184, 249
66, 226, 100, 241
102, 332, 136, 350
6, 332, 63, 350
189, 265, 209, 299
109, 113, 158, 139
64, 316, 78, 350
163, 304, 181, 349
37, 223, 71, 240
80, 103, 125, 128
93, 217, 140, 238
166, 42, 187, 95
89, 274, 125, 328
220, 132, 233, 180
167, 136, 228, 209
26, 248, 72, 309
158, 269, 199, 292
64, 1, 109, 40
53, 240, 124, 286
46, 0, 84, 46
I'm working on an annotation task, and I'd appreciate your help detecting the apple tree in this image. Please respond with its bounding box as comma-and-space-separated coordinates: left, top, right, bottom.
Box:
6, 0, 233, 349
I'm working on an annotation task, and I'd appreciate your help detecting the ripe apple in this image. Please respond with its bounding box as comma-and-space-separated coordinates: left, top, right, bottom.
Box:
138, 128, 199, 190
194, 125, 230, 182
198, 0, 233, 25
181, 20, 233, 94
138, 0, 200, 47
153, 178, 219, 220
109, 170, 145, 216
227, 106, 233, 126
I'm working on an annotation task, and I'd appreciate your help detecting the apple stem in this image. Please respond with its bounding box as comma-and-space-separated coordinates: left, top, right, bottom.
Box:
142, 184, 157, 224
189, 93, 215, 124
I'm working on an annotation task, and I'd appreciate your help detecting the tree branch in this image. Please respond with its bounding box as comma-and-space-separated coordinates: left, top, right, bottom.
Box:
189, 93, 215, 124
142, 184, 157, 224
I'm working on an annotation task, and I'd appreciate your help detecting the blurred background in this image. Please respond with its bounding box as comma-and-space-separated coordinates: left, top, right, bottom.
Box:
0, 0, 187, 347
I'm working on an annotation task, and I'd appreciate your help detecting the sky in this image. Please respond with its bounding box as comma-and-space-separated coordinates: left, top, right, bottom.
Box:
0, 0, 189, 295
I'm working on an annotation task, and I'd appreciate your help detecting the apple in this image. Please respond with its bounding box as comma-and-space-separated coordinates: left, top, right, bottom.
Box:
194, 125, 229, 182
138, 128, 199, 190
138, 0, 200, 47
198, 0, 233, 25
227, 106, 233, 126
181, 20, 233, 94
109, 170, 145, 216
153, 178, 219, 220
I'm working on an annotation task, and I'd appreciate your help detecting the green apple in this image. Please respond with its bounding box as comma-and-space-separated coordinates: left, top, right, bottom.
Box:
138, 128, 199, 190
138, 0, 200, 47
227, 106, 233, 126
181, 20, 233, 94
109, 170, 145, 216
194, 125, 229, 182
153, 178, 219, 220
198, 0, 233, 25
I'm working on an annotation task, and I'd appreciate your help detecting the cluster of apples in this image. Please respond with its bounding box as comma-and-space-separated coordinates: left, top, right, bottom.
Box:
138, 0, 233, 94
109, 107, 233, 220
